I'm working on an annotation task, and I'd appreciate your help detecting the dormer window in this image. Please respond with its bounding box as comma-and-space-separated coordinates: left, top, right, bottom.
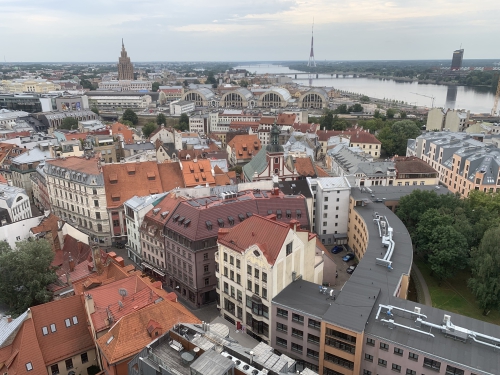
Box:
228, 216, 234, 225
277, 210, 282, 219
184, 219, 191, 227
267, 210, 273, 215
206, 221, 212, 230
238, 214, 245, 222
178, 216, 185, 224
246, 212, 252, 218
296, 209, 302, 218
217, 218, 224, 227
286, 210, 291, 218
172, 214, 179, 222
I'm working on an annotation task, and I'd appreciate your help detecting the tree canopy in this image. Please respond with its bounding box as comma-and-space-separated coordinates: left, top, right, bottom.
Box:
0, 240, 57, 314
152, 81, 160, 92
122, 109, 138, 125
468, 225, 500, 314
156, 113, 167, 126
376, 120, 421, 156
90, 106, 99, 115
61, 117, 78, 130
174, 113, 189, 131
142, 121, 158, 138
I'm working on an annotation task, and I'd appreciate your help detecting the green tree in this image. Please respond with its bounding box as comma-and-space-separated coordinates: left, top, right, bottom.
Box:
414, 209, 452, 256
80, 79, 95, 90
400, 111, 407, 119
331, 115, 349, 131
152, 81, 160, 92
0, 240, 57, 314
377, 120, 421, 156
427, 225, 468, 284
348, 103, 364, 113
360, 95, 370, 103
386, 108, 396, 119
333, 104, 348, 114
143, 122, 158, 138
0, 241, 11, 255
468, 226, 500, 315
121, 120, 134, 127
373, 109, 381, 119
175, 113, 189, 132
156, 113, 167, 126
122, 109, 138, 125
320, 110, 334, 130
396, 190, 443, 233
61, 117, 78, 130
206, 71, 217, 85
240, 80, 249, 88
91, 106, 99, 115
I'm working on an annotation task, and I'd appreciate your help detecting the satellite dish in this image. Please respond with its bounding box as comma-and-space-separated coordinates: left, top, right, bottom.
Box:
118, 288, 128, 298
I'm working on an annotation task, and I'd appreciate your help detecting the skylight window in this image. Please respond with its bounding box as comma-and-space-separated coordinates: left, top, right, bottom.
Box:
26, 362, 33, 371
50, 323, 56, 332
65, 319, 71, 328
72, 316, 78, 325
42, 326, 48, 335
106, 336, 114, 345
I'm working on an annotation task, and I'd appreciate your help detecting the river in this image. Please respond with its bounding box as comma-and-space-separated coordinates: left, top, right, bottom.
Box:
235, 64, 496, 114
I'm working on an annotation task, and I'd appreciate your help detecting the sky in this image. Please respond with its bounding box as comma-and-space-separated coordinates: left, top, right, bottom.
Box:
0, 0, 499, 62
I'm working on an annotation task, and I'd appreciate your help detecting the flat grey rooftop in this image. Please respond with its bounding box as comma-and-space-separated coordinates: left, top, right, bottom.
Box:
191, 350, 234, 375
362, 184, 452, 202
365, 297, 500, 374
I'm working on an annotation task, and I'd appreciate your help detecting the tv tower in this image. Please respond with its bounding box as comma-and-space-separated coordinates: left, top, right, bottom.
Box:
307, 19, 316, 67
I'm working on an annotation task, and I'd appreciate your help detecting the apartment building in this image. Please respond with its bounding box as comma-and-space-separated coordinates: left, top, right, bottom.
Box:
407, 131, 500, 196
123, 193, 166, 265
270, 185, 500, 375
0, 182, 32, 223
10, 147, 50, 202
45, 156, 111, 245
31, 162, 50, 211
162, 187, 311, 309
139, 192, 185, 278
307, 177, 350, 246
216, 214, 322, 344
318, 129, 381, 158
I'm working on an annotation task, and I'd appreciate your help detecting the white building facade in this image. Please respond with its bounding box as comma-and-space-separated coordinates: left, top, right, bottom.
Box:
307, 177, 351, 246
0, 183, 32, 223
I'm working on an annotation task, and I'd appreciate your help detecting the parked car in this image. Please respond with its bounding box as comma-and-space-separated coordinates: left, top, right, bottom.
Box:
342, 253, 355, 262
347, 265, 357, 274
331, 246, 343, 254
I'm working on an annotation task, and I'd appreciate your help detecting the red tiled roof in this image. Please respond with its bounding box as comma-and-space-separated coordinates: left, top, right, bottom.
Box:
165, 190, 309, 241
158, 162, 185, 191
218, 215, 291, 265
292, 122, 319, 133
111, 122, 135, 144
96, 299, 200, 364
72, 259, 135, 295
181, 159, 215, 187
294, 157, 316, 177
227, 134, 261, 160
30, 295, 95, 366
0, 318, 46, 375
277, 113, 296, 126
52, 235, 92, 268
315, 165, 330, 177
259, 116, 275, 125
103, 161, 179, 208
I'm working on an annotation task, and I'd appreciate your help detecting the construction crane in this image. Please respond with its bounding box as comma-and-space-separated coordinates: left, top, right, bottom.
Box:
492, 76, 500, 116
411, 92, 435, 108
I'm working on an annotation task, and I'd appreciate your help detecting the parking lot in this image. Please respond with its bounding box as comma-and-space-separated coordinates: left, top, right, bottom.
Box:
324, 246, 358, 289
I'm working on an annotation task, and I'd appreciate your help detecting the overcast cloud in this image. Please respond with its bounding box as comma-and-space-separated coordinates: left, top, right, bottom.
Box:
0, 0, 498, 62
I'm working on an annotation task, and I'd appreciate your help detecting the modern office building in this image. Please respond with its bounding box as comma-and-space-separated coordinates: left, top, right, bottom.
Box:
451, 49, 464, 70
98, 80, 152, 91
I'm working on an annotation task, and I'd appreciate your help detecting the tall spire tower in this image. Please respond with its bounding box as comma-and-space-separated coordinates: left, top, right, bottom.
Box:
118, 39, 134, 81
307, 19, 316, 68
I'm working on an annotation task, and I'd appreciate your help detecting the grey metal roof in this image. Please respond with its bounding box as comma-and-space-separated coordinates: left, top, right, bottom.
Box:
11, 148, 50, 164
0, 184, 28, 208
0, 311, 28, 348
242, 147, 267, 182
276, 180, 313, 198
191, 350, 234, 375
123, 142, 155, 151
265, 87, 291, 101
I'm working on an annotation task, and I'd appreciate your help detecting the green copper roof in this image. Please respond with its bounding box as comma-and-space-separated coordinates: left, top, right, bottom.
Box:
243, 147, 268, 182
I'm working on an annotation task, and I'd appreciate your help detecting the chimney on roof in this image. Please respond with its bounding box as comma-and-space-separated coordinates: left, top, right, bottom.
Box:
69, 256, 75, 272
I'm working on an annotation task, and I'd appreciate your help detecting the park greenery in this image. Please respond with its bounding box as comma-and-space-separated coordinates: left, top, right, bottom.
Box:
0, 240, 57, 314
156, 113, 167, 126
60, 117, 78, 130
152, 81, 160, 92
396, 190, 500, 315
376, 120, 421, 156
